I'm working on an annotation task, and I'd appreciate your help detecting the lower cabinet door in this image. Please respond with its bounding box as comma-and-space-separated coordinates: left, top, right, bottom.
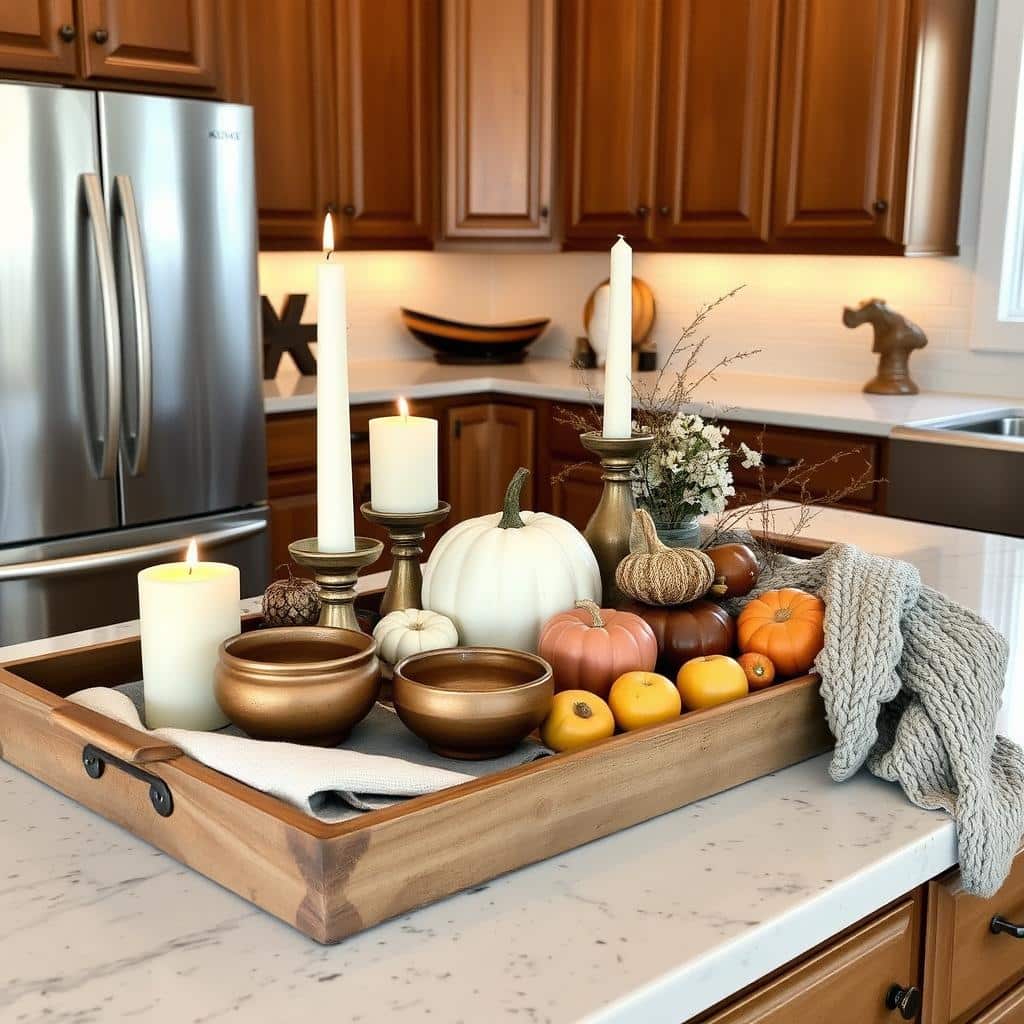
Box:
550, 459, 602, 532
702, 898, 920, 1023
971, 980, 1024, 1024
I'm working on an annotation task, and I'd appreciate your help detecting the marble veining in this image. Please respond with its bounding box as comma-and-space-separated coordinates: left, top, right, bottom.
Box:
264, 357, 1018, 438
3, 510, 1024, 1022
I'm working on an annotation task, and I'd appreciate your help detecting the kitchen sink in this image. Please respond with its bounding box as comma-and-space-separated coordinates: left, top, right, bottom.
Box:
946, 415, 1024, 436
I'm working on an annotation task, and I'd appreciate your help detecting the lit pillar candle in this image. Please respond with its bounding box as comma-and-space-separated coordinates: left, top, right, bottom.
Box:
317, 213, 355, 552
369, 398, 439, 513
603, 235, 633, 439
138, 539, 239, 731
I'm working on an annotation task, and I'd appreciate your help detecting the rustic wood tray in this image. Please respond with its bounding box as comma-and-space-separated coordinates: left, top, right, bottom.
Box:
0, 541, 834, 944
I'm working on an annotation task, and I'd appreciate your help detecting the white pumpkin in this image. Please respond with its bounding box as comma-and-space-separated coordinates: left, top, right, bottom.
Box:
422, 467, 601, 652
372, 608, 459, 666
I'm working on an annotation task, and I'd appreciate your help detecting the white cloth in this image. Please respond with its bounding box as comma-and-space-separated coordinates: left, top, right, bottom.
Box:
69, 686, 547, 822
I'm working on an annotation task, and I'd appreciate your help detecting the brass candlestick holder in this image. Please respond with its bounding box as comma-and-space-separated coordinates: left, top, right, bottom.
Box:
360, 501, 451, 615
580, 430, 655, 607
288, 536, 384, 632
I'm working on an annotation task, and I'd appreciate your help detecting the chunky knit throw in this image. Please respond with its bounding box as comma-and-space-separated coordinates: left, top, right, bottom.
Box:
730, 541, 1024, 897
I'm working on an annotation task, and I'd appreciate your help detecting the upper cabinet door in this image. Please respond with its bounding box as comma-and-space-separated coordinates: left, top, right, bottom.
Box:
0, 0, 78, 77
561, 0, 660, 244
442, 0, 555, 240
78, 0, 220, 90
333, 0, 436, 245
224, 0, 334, 249
773, 0, 909, 243
655, 0, 779, 244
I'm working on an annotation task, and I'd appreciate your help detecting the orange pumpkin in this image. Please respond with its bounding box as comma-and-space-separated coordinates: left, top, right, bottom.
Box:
538, 600, 657, 698
737, 588, 825, 677
737, 652, 776, 690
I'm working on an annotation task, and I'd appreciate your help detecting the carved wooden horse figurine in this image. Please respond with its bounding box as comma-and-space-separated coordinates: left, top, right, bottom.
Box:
842, 299, 928, 395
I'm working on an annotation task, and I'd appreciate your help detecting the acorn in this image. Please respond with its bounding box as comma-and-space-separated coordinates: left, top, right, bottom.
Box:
262, 565, 321, 627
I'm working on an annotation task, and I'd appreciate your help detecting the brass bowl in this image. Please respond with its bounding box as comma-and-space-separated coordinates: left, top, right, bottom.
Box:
392, 647, 554, 760
215, 627, 381, 746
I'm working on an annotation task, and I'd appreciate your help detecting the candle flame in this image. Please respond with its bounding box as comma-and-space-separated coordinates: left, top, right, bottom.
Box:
322, 212, 335, 256
397, 396, 409, 419
185, 538, 198, 575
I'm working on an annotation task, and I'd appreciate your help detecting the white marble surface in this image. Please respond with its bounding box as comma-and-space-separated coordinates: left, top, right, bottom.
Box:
264, 358, 1019, 437
3, 511, 1024, 1023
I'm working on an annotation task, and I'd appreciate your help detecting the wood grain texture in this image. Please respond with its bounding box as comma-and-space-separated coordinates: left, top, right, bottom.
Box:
701, 897, 921, 1023
78, 0, 220, 89
0, 0, 77, 75
923, 850, 1024, 1024
970, 980, 1024, 1024
655, 0, 778, 243
0, 623, 832, 944
442, 0, 554, 239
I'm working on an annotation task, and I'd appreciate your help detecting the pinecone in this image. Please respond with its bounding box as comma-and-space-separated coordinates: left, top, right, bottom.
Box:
262, 565, 321, 627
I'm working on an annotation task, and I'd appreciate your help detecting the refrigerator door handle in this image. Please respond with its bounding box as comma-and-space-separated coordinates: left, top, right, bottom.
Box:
81, 172, 122, 480
113, 174, 152, 477
0, 519, 267, 581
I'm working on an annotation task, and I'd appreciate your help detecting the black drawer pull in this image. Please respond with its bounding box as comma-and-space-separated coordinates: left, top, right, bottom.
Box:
991, 915, 1024, 938
885, 984, 921, 1019
83, 744, 174, 818
761, 453, 799, 469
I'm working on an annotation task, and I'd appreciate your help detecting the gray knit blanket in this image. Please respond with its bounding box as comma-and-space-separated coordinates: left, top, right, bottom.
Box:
730, 541, 1024, 897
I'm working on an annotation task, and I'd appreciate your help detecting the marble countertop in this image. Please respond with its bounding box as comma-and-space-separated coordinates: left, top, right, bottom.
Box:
264, 358, 1019, 437
3, 509, 1024, 1023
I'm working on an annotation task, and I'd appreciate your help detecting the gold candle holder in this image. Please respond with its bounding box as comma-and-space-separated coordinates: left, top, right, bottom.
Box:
287, 536, 384, 632
579, 430, 655, 607
359, 501, 451, 616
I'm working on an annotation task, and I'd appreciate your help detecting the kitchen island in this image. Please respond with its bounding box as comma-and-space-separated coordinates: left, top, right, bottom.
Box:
2, 506, 1022, 1022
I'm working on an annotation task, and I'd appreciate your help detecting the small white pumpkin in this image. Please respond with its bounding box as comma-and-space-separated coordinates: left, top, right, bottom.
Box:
422, 467, 601, 652
372, 608, 459, 666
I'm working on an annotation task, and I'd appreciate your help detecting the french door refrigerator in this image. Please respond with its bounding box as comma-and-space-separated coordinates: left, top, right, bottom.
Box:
0, 83, 269, 645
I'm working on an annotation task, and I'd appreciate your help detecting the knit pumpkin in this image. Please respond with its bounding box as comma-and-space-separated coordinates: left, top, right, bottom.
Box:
737, 588, 825, 677
615, 509, 715, 606
538, 600, 657, 698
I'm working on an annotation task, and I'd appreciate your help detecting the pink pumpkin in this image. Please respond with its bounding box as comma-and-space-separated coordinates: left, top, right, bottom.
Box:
538, 600, 658, 698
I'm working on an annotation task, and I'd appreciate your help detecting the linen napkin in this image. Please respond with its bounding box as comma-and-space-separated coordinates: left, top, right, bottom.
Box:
69, 683, 548, 823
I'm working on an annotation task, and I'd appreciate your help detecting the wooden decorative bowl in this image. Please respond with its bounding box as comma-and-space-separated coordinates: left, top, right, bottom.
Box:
392, 647, 554, 759
399, 307, 550, 364
215, 627, 381, 746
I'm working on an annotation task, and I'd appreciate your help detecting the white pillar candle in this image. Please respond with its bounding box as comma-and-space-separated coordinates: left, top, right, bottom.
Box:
316, 213, 355, 552
603, 235, 634, 439
369, 398, 439, 513
138, 540, 239, 731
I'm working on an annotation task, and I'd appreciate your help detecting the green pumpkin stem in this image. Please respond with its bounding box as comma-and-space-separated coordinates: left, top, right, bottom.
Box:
497, 467, 531, 530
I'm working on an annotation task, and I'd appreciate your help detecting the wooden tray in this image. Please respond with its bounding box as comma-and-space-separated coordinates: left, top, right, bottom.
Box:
0, 547, 834, 945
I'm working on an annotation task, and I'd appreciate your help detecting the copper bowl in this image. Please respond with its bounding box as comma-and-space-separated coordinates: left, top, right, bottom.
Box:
392, 647, 554, 760
215, 627, 381, 746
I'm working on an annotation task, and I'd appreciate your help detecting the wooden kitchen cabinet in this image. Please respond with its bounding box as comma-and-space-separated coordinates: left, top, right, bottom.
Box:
698, 897, 922, 1023
77, 0, 220, 90
0, 0, 78, 77
773, 0, 975, 254
550, 459, 602, 531
654, 0, 779, 245
560, 0, 660, 244
223, 0, 333, 248
332, 0, 436, 246
441, 0, 555, 240
445, 403, 536, 523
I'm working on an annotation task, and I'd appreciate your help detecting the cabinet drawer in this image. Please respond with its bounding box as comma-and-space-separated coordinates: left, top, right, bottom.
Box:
971, 978, 1024, 1024
704, 899, 920, 1024
925, 849, 1024, 1024
724, 422, 880, 508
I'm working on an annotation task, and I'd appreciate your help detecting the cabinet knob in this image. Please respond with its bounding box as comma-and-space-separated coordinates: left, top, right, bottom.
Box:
873, 198, 889, 214
540, 205, 549, 219
342, 204, 356, 217
58, 23, 76, 42
658, 205, 670, 217
991, 915, 1024, 938
885, 984, 921, 1020
636, 205, 650, 217
92, 27, 109, 44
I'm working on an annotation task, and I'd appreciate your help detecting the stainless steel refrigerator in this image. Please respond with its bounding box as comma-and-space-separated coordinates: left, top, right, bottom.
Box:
0, 83, 269, 645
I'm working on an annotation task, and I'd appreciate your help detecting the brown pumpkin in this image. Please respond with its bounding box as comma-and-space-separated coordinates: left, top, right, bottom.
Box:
538, 600, 657, 698
621, 599, 736, 677
706, 543, 760, 598
737, 588, 825, 677
615, 509, 715, 605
